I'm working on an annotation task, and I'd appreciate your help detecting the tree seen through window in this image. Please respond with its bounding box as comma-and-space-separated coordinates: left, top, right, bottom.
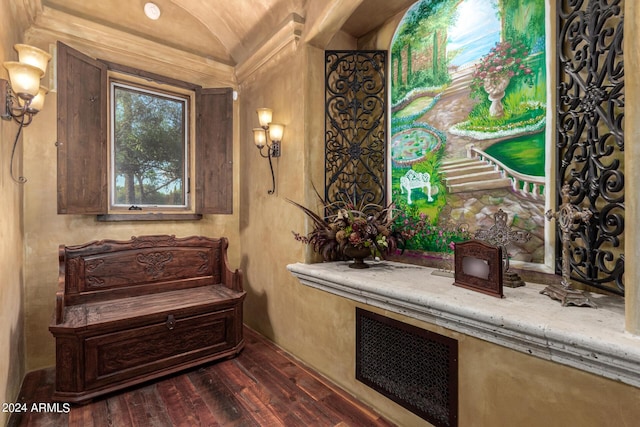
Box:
112, 83, 187, 207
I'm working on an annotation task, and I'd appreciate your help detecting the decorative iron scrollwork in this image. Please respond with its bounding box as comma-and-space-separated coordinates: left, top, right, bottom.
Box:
325, 51, 387, 212
556, 0, 624, 295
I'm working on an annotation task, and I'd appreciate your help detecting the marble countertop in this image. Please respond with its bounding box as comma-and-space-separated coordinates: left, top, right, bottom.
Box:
288, 260, 640, 388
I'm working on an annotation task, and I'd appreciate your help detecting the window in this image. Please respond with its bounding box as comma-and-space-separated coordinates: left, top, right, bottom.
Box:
110, 79, 191, 211
56, 42, 233, 219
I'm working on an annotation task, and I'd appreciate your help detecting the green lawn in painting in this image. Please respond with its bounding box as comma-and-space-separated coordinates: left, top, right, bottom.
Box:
394, 96, 435, 119
484, 132, 545, 177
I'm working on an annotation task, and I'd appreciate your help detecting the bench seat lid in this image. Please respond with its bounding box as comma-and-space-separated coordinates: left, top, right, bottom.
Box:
52, 285, 244, 330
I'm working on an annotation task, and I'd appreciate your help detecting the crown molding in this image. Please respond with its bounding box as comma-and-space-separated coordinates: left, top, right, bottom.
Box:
303, 0, 364, 49
235, 13, 305, 83
24, 6, 236, 87
11, 0, 42, 33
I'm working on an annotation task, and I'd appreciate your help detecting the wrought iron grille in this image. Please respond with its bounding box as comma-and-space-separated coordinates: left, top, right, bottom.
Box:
556, 0, 624, 295
325, 51, 387, 212
356, 308, 458, 427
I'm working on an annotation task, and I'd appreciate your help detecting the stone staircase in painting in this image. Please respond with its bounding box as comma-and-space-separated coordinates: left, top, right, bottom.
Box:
443, 65, 475, 97
440, 157, 512, 194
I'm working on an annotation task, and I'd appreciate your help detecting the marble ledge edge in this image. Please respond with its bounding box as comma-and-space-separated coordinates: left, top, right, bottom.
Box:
287, 262, 640, 389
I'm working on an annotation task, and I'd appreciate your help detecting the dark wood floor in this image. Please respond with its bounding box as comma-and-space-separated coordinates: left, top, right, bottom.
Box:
9, 327, 394, 427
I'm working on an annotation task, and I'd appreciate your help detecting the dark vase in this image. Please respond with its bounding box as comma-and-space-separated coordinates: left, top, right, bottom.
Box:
343, 244, 372, 269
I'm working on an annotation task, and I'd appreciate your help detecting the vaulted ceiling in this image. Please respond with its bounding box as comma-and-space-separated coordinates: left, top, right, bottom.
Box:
37, 0, 416, 66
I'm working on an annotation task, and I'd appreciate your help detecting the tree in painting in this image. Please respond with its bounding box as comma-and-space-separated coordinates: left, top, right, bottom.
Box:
390, 0, 547, 264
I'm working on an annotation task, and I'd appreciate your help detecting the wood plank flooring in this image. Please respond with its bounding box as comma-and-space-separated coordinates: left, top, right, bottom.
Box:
9, 327, 394, 427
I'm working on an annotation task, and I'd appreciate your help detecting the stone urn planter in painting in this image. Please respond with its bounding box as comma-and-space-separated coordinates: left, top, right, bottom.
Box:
483, 75, 511, 118
471, 40, 533, 119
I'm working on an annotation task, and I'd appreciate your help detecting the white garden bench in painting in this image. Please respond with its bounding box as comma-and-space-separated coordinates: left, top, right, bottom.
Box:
400, 169, 434, 204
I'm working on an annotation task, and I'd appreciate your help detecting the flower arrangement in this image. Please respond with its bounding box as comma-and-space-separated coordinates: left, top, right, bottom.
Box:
289, 191, 424, 262
470, 40, 532, 93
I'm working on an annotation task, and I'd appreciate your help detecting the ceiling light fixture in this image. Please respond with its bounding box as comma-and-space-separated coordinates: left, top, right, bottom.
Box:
144, 2, 161, 20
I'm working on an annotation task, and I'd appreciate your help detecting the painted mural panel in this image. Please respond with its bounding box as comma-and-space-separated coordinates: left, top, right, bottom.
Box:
390, 0, 547, 265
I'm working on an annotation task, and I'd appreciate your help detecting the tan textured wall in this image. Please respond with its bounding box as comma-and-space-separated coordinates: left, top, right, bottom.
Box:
235, 41, 640, 427
343, 301, 640, 427
238, 44, 308, 340
237, 4, 640, 427
6, 1, 640, 426
21, 46, 241, 371
0, 0, 27, 423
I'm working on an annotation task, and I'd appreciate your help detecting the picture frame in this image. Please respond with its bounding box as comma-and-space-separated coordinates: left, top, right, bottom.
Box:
453, 240, 503, 298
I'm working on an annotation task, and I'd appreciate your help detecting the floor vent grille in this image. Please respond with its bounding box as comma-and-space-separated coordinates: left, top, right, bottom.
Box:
356, 308, 458, 427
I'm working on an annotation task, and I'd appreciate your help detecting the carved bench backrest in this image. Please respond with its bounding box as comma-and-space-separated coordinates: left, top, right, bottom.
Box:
59, 235, 226, 306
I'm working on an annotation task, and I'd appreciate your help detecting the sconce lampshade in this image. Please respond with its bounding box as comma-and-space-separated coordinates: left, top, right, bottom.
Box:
14, 44, 52, 74
3, 61, 43, 99
27, 86, 49, 112
253, 128, 267, 147
256, 108, 273, 128
268, 123, 284, 143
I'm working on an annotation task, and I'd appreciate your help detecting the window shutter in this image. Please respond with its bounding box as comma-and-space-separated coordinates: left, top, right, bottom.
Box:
196, 87, 233, 214
57, 42, 108, 214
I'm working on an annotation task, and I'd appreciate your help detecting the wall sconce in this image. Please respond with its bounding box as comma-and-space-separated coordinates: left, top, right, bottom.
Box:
253, 108, 284, 195
1, 44, 52, 183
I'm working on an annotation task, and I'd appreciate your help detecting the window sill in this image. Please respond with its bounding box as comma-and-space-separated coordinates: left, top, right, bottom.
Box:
287, 260, 640, 388
97, 213, 203, 222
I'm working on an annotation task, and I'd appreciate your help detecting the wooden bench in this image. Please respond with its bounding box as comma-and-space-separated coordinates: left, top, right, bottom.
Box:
48, 234, 245, 403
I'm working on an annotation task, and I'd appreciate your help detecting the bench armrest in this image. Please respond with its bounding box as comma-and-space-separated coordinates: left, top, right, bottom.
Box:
220, 237, 244, 292
55, 244, 66, 324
